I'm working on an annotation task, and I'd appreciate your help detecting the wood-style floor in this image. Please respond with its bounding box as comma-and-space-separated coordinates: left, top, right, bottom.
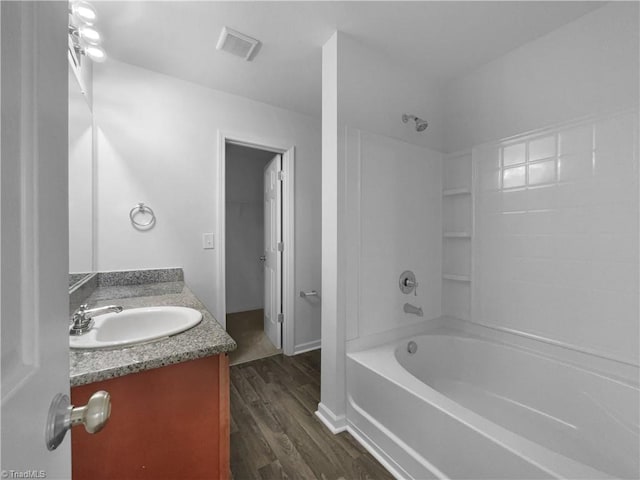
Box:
230, 350, 394, 480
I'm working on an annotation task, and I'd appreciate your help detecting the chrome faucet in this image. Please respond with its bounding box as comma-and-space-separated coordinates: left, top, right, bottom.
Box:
403, 303, 423, 317
70, 304, 123, 336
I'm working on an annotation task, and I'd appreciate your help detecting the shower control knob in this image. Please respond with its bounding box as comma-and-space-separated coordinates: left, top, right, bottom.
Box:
403, 278, 419, 295
399, 271, 417, 295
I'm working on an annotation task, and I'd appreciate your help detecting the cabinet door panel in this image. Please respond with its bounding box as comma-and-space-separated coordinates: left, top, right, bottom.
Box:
71, 355, 229, 480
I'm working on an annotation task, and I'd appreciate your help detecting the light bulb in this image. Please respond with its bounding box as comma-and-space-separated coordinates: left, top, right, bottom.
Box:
84, 45, 106, 63
71, 1, 97, 25
79, 25, 101, 45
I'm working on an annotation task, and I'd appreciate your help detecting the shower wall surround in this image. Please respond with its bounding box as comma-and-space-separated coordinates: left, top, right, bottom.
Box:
473, 112, 638, 364
441, 151, 472, 321
344, 128, 443, 342
321, 3, 639, 438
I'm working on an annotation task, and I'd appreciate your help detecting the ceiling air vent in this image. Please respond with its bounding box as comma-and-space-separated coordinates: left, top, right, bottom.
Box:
216, 27, 261, 61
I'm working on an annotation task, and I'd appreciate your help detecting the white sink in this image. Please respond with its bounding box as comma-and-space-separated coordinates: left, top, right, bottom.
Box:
70, 306, 203, 350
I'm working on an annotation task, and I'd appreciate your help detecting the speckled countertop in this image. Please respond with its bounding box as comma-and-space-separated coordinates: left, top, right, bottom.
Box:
69, 281, 236, 387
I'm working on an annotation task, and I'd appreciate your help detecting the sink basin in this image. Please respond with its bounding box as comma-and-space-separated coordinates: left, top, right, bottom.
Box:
70, 306, 203, 350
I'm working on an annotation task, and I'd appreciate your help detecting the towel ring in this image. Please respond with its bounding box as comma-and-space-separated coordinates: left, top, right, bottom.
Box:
129, 203, 156, 228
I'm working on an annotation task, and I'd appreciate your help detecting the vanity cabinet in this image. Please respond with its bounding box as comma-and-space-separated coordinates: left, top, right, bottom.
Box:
71, 354, 230, 480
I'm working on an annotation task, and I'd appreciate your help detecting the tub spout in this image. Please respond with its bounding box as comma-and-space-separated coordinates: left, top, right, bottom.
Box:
403, 303, 423, 317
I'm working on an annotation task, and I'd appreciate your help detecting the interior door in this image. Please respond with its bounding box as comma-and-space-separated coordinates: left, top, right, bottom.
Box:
263, 154, 282, 349
1, 3, 72, 476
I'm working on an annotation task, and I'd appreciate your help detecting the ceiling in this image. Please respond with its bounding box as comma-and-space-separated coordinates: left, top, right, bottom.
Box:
95, 1, 605, 118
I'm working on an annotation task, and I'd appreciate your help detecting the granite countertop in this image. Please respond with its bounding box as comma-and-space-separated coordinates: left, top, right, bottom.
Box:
69, 281, 237, 387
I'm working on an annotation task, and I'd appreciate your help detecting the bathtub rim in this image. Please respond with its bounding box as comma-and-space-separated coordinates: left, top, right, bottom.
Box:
394, 329, 640, 391
347, 331, 621, 479
348, 319, 639, 389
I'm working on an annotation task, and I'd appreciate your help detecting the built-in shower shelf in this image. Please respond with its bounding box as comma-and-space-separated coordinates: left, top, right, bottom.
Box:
443, 274, 471, 282
443, 187, 471, 196
443, 232, 472, 238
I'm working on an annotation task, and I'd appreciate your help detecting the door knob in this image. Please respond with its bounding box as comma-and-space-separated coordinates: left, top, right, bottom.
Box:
46, 390, 111, 451
259, 255, 266, 262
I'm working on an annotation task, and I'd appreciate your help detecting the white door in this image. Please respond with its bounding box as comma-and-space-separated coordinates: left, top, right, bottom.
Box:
263, 154, 282, 349
1, 3, 72, 476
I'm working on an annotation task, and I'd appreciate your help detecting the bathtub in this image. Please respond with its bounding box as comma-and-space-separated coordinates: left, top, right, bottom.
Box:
346, 331, 639, 479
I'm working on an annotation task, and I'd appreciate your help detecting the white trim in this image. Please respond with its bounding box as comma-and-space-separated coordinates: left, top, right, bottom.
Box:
346, 425, 414, 480
315, 402, 347, 434
216, 130, 296, 356
444, 148, 473, 159
294, 339, 320, 355
281, 147, 295, 357
215, 132, 226, 328
0, 2, 3, 404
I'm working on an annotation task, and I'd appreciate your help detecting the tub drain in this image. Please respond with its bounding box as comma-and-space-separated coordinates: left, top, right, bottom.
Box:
407, 341, 418, 354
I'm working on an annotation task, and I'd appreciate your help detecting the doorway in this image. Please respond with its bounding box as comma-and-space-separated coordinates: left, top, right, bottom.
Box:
223, 142, 290, 365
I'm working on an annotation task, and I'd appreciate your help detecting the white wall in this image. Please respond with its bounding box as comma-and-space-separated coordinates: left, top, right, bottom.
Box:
337, 33, 444, 153
319, 32, 345, 432
444, 3, 639, 153
68, 69, 93, 273
93, 59, 322, 350
441, 3, 639, 366
225, 144, 272, 313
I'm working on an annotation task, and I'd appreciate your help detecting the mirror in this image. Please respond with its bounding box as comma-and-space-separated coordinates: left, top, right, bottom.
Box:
68, 64, 95, 288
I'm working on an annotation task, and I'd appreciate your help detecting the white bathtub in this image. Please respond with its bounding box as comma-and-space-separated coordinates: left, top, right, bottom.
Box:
346, 331, 639, 479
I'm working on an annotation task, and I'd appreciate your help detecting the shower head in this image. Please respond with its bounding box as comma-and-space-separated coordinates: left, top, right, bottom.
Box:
402, 114, 428, 132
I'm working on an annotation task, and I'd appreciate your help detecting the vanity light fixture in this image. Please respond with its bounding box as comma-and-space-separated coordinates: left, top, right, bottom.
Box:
78, 25, 101, 45
69, 1, 106, 64
84, 45, 106, 62
71, 1, 97, 26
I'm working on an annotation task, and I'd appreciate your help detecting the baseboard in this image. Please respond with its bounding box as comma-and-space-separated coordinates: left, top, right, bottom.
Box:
315, 402, 347, 434
294, 339, 321, 354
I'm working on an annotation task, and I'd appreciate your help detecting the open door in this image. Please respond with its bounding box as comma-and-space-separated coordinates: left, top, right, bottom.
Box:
263, 154, 282, 349
1, 2, 72, 476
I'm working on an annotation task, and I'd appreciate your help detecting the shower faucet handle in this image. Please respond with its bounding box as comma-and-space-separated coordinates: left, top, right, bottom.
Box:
399, 271, 418, 295
404, 278, 419, 296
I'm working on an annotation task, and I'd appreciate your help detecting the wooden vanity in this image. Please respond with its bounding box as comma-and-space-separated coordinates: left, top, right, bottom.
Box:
71, 354, 230, 479
68, 275, 236, 480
